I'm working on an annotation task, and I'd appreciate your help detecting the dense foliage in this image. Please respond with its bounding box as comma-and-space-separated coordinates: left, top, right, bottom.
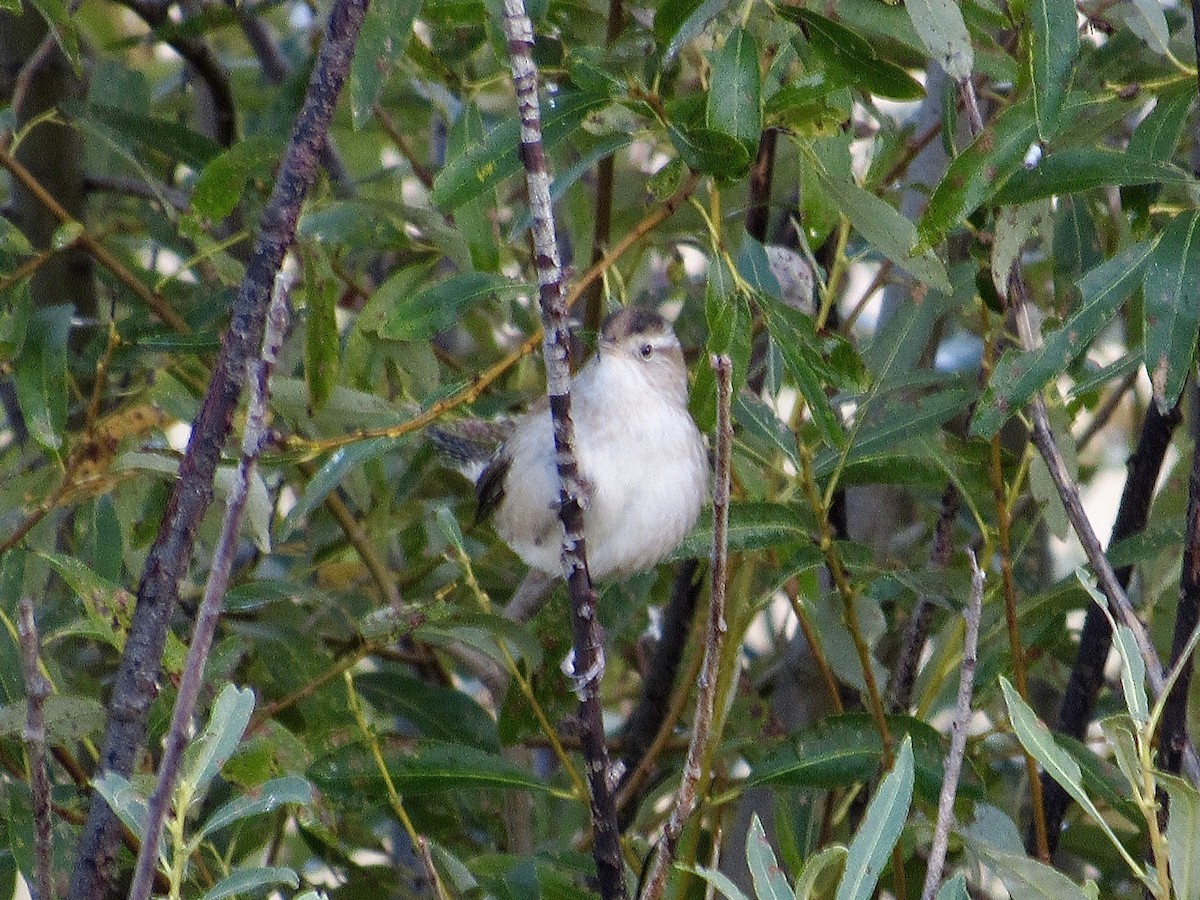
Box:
3, 0, 1200, 895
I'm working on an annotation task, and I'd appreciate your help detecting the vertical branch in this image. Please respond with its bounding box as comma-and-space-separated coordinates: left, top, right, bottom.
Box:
497, 2, 624, 895
127, 270, 292, 900
919, 552, 984, 900
68, 3, 368, 896
640, 355, 733, 900
18, 598, 53, 900
1041, 399, 1181, 849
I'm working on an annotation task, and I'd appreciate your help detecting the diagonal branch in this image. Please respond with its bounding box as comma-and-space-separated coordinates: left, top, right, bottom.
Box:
66, 3, 369, 896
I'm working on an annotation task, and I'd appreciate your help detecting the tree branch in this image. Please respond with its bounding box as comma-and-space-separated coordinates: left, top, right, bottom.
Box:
67, 2, 368, 895
498, 0, 624, 893
17, 598, 53, 900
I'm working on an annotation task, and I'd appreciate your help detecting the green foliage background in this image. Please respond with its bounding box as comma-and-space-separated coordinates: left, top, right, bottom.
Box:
2, 0, 1200, 893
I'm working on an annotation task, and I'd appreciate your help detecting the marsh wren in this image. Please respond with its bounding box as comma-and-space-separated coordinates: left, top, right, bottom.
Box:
452, 308, 709, 580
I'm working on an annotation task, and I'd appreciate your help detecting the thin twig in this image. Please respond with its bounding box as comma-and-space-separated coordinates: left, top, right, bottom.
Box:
920, 551, 984, 900
1007, 270, 1200, 785
18, 599, 53, 900
0, 145, 190, 333
498, 0, 624, 893
128, 264, 292, 900
68, 3, 368, 895
640, 355, 733, 900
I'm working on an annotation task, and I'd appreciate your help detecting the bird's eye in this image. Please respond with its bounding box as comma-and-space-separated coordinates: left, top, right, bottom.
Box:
639, 343, 654, 359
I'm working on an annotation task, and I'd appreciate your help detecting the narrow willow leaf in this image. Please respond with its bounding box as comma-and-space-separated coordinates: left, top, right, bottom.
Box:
349, 0, 419, 127
972, 843, 1092, 900
279, 437, 400, 538
377, 272, 531, 341
778, 8, 924, 101
1098, 715, 1142, 794
760, 302, 845, 446
707, 27, 762, 150
1028, 0, 1079, 136
672, 502, 816, 560
1076, 572, 1149, 722
198, 776, 314, 839
311, 740, 552, 795
92, 772, 148, 842
356, 665, 501, 751
972, 238, 1157, 438
14, 304, 70, 455
992, 149, 1194, 205
935, 872, 970, 900
1120, 0, 1171, 56
905, 0, 973, 79
818, 175, 951, 292
1143, 210, 1200, 412
668, 123, 752, 178
191, 135, 280, 221
183, 685, 256, 799
795, 845, 848, 900
685, 864, 752, 900
432, 90, 609, 211
1161, 773, 1200, 900
199, 867, 299, 900
919, 99, 1038, 247
999, 677, 1142, 877
303, 258, 340, 415
746, 814, 791, 900
992, 201, 1052, 299
654, 0, 736, 59
835, 736, 914, 900
1128, 85, 1193, 161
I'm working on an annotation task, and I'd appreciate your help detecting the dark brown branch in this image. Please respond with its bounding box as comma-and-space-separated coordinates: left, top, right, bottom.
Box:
745, 128, 777, 243
498, 0, 624, 894
1039, 399, 1181, 852
67, 2, 368, 896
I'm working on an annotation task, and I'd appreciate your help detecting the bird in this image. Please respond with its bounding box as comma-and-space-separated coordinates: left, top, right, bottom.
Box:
439, 307, 709, 580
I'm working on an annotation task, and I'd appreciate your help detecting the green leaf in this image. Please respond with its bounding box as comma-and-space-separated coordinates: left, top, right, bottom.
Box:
971, 239, 1157, 438
935, 872, 970, 900
835, 736, 913, 900
13, 305, 70, 455
671, 503, 816, 560
198, 775, 313, 839
1076, 573, 1149, 723
992, 201, 1052, 299
350, 0, 420, 127
92, 771, 148, 842
654, 0, 737, 59
28, 0, 79, 70
999, 677, 1142, 877
73, 103, 221, 169
668, 123, 752, 178
707, 27, 762, 151
746, 814, 791, 899
311, 740, 552, 796
760, 300, 845, 447
432, 90, 609, 211
685, 864, 752, 900
355, 665, 500, 751
297, 199, 411, 249
279, 437, 401, 539
1143, 210, 1200, 413
919, 100, 1038, 247
905, 0, 973, 79
818, 175, 951, 293
182, 684, 256, 800
972, 844, 1092, 900
795, 846, 848, 900
1028, 0, 1079, 136
1128, 85, 1193, 161
0, 217, 33, 256
992, 149, 1194, 205
0, 694, 105, 744
780, 8, 924, 101
191, 135, 280, 221
1161, 773, 1200, 900
303, 257, 340, 415
1119, 0, 1171, 56
376, 272, 531, 341
199, 867, 299, 900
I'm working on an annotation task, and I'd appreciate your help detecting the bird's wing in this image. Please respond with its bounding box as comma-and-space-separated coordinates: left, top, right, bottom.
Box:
475, 451, 511, 524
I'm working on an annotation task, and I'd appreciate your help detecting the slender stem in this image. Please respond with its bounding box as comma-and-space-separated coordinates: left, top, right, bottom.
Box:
344, 673, 451, 900
499, 0, 624, 893
128, 266, 291, 900
784, 585, 845, 714
989, 432, 1050, 859
919, 552, 984, 900
18, 599, 54, 900
639, 355, 733, 900
0, 145, 190, 333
